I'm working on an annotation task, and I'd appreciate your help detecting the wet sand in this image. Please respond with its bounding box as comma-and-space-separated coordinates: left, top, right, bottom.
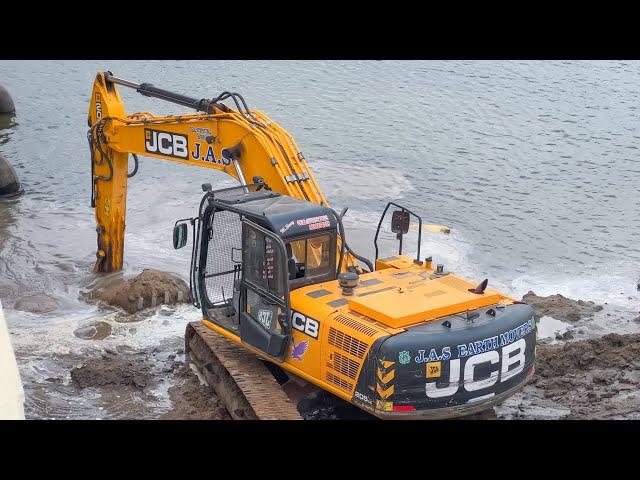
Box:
496, 293, 640, 419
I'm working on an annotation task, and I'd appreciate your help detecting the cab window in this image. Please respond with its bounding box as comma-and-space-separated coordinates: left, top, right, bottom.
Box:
244, 228, 285, 299
286, 234, 332, 280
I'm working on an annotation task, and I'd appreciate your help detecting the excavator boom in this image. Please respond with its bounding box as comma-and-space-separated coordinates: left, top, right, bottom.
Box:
88, 71, 332, 272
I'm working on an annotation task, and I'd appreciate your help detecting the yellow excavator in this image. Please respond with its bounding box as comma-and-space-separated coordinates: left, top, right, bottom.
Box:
87, 71, 536, 419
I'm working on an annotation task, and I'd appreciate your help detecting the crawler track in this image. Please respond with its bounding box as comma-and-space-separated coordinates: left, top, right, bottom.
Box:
185, 322, 302, 420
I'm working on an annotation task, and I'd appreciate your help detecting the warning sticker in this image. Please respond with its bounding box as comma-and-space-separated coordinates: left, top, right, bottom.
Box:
426, 361, 442, 378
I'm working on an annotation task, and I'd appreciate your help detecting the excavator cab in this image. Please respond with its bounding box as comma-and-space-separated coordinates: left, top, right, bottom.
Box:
174, 183, 338, 361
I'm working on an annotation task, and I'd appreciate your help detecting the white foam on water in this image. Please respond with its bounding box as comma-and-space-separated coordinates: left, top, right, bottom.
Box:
317, 162, 415, 201
511, 270, 640, 310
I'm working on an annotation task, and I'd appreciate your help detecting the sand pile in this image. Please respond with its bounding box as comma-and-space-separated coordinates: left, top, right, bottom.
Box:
82, 269, 190, 313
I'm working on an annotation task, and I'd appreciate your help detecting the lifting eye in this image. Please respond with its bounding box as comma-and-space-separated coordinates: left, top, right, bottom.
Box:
441, 320, 451, 328
468, 278, 488, 294
487, 308, 496, 317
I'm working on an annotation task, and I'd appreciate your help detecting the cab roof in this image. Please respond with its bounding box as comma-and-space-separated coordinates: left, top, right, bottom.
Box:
210, 188, 336, 239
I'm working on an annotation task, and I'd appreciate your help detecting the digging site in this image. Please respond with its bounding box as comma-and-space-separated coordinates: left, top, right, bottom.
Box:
3, 62, 640, 422
58, 269, 640, 420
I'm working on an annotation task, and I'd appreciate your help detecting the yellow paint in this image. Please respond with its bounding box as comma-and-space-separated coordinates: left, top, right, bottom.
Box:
426, 361, 442, 378
347, 275, 505, 328
377, 368, 395, 384
376, 383, 395, 399
202, 319, 361, 403
376, 400, 393, 412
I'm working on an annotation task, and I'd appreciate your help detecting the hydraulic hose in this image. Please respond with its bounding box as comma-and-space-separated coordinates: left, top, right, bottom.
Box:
127, 154, 139, 178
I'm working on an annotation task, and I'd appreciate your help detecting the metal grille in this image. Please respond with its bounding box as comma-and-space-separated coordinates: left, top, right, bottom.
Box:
203, 209, 243, 306
328, 352, 361, 380
325, 372, 353, 392
327, 327, 368, 359
334, 315, 379, 337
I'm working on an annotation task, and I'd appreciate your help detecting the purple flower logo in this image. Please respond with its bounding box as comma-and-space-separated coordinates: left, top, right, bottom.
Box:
290, 339, 308, 361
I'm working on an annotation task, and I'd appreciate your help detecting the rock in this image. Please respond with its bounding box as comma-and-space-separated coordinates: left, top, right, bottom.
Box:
0, 153, 21, 197
13, 294, 58, 314
559, 330, 574, 341
82, 269, 190, 313
73, 321, 112, 340
522, 291, 603, 322
0, 85, 15, 114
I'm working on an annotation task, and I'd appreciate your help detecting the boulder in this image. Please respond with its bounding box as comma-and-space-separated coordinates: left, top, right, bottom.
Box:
0, 154, 21, 197
0, 85, 14, 114
73, 321, 112, 340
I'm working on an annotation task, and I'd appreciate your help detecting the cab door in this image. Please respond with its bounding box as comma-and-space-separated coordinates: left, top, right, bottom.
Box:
239, 219, 292, 361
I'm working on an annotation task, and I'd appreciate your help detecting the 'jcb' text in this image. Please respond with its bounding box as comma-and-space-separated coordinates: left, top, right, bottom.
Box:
144, 129, 188, 159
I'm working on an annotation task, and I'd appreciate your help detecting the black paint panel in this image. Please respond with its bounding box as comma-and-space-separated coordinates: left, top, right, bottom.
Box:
351, 303, 537, 414
379, 303, 536, 410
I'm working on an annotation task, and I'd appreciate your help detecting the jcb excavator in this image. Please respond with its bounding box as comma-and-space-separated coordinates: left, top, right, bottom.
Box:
87, 71, 536, 419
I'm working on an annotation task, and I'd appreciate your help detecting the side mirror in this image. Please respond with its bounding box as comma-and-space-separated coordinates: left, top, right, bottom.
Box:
173, 222, 188, 249
391, 210, 410, 234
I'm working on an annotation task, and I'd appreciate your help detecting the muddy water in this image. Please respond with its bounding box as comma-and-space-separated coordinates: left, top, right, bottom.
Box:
0, 61, 639, 419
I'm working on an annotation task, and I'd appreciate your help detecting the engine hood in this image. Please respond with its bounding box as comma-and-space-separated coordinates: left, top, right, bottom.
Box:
346, 273, 508, 328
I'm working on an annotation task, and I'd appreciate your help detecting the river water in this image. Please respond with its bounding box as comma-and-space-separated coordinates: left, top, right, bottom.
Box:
0, 60, 639, 419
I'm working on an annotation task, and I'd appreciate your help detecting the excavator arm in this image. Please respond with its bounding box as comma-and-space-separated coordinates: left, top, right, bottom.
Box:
88, 71, 342, 273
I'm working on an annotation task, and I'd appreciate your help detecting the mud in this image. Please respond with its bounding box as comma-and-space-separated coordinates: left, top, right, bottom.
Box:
501, 333, 640, 419
491, 292, 640, 419
64, 342, 231, 420
13, 294, 59, 314
71, 353, 151, 389
82, 269, 190, 313
160, 365, 230, 420
292, 388, 372, 420
522, 290, 603, 322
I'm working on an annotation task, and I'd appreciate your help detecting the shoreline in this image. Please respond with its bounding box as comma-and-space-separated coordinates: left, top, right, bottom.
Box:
6, 285, 639, 420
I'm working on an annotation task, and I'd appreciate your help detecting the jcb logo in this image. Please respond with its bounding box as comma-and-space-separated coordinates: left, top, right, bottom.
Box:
95, 93, 102, 120
144, 128, 188, 159
425, 339, 527, 399
291, 311, 320, 339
